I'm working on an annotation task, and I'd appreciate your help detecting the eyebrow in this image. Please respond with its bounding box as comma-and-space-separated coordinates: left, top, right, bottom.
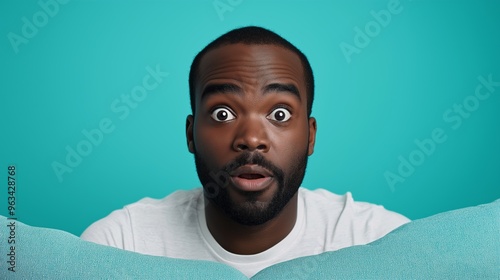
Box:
201, 83, 243, 101
263, 83, 301, 101
200, 82, 301, 101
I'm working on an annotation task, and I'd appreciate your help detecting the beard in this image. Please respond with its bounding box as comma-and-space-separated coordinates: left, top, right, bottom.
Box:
194, 149, 309, 226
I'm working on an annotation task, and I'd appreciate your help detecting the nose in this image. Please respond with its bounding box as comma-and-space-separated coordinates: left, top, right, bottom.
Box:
232, 117, 270, 153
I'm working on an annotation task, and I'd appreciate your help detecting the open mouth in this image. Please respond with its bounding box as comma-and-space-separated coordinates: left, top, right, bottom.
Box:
230, 165, 274, 192
238, 173, 265, 180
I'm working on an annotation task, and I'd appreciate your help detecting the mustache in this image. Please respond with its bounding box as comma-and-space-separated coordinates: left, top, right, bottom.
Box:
222, 152, 284, 182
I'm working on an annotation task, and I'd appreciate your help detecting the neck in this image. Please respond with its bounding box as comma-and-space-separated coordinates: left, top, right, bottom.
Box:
204, 192, 298, 255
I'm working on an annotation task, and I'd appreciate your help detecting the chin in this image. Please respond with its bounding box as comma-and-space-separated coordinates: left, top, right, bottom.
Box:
224, 186, 298, 226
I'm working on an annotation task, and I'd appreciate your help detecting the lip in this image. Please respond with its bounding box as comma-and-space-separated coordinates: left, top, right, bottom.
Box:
230, 165, 274, 192
230, 165, 273, 178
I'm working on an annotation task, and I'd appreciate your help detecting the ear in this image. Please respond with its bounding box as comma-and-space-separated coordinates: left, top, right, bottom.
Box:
307, 117, 317, 156
186, 115, 195, 154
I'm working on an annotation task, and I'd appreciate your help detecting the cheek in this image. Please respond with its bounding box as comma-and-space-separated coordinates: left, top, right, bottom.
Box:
193, 120, 232, 166
268, 122, 309, 164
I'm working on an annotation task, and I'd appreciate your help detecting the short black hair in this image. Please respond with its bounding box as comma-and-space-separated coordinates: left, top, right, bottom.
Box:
188, 26, 314, 117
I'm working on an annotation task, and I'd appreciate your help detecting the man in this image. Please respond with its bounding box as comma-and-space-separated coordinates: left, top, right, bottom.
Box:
81, 26, 409, 277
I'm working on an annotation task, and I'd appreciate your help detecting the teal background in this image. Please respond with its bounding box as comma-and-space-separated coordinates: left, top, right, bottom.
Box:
1, 0, 499, 236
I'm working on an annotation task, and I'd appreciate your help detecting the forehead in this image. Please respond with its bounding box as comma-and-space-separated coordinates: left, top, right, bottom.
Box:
196, 43, 306, 97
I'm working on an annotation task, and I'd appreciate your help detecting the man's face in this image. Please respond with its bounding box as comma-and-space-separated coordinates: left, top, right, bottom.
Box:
186, 43, 316, 226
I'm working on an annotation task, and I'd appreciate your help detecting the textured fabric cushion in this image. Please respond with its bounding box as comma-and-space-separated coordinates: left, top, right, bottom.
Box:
252, 199, 500, 279
0, 216, 247, 279
2, 200, 499, 279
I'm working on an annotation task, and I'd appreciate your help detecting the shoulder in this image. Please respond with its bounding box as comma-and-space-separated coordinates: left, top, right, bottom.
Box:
80, 203, 132, 248
300, 187, 408, 219
299, 187, 410, 241
81, 188, 203, 248
127, 188, 202, 213
298, 188, 354, 213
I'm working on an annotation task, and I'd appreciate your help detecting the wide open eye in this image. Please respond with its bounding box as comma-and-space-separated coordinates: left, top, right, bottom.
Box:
211, 107, 236, 122
267, 107, 292, 122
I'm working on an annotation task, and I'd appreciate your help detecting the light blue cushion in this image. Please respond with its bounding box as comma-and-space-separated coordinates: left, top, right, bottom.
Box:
2, 200, 498, 279
0, 216, 247, 279
252, 199, 500, 279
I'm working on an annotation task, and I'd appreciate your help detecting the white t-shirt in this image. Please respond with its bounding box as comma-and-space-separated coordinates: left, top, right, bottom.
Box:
81, 188, 410, 277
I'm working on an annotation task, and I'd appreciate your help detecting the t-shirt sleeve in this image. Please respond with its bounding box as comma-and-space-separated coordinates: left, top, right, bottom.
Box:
370, 205, 410, 240
354, 201, 411, 242
325, 190, 411, 248
80, 208, 134, 251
